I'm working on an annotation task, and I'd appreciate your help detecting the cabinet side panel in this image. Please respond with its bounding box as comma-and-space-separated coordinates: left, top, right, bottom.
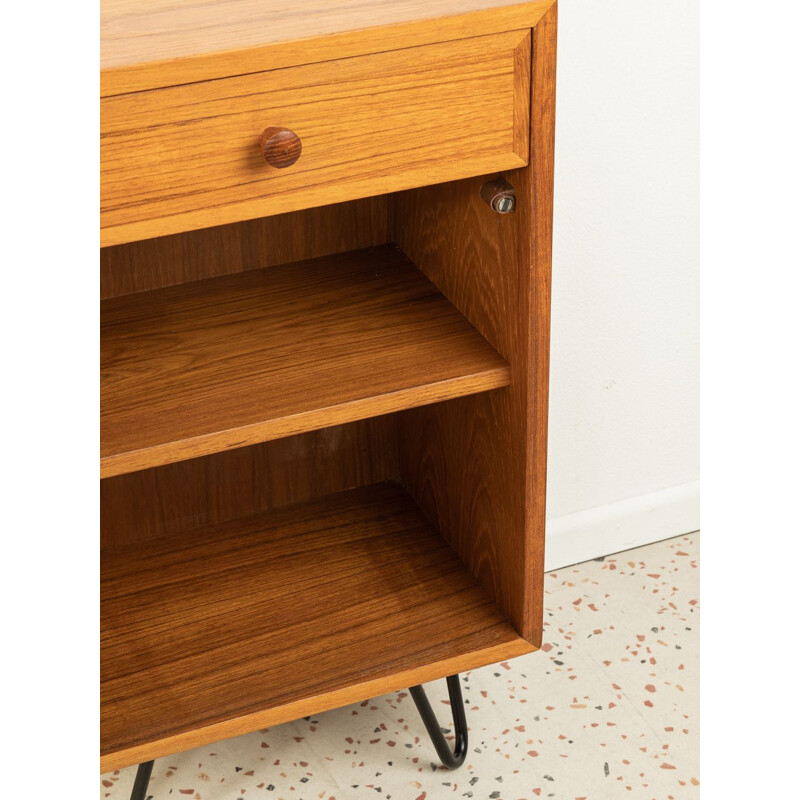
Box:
100, 196, 388, 299
101, 416, 399, 549
393, 6, 556, 644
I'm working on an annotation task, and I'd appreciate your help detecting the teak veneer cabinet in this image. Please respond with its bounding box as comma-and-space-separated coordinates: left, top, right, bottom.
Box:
100, 0, 557, 794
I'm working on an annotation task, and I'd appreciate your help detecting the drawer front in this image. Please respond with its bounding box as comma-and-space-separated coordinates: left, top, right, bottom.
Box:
100, 30, 530, 247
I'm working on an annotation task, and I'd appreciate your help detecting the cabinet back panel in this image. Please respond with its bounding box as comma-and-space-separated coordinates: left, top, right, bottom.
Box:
101, 416, 398, 549
100, 196, 388, 299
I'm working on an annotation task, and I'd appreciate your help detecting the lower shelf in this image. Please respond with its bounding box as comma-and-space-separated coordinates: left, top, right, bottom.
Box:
101, 482, 534, 772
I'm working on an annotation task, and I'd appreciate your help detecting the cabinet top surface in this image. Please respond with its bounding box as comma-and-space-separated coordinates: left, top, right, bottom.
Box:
100, 0, 553, 95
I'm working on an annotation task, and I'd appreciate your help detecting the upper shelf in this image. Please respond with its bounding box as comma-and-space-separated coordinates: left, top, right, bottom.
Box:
101, 246, 510, 478
100, 0, 555, 95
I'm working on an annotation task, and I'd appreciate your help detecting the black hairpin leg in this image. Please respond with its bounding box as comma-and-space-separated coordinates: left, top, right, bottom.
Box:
121, 678, 467, 798
409, 674, 468, 769
129, 760, 154, 800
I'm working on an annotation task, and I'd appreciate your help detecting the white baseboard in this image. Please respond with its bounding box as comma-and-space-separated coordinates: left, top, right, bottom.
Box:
544, 480, 700, 571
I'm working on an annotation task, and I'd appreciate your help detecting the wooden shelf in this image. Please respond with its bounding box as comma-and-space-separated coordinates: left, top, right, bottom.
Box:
101, 482, 533, 771
101, 245, 510, 478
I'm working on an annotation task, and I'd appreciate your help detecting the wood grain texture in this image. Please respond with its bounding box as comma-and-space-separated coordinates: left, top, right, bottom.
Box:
260, 126, 303, 168
101, 416, 399, 549
100, 0, 554, 96
101, 196, 388, 299
101, 482, 535, 771
393, 4, 557, 645
100, 31, 530, 247
101, 246, 510, 478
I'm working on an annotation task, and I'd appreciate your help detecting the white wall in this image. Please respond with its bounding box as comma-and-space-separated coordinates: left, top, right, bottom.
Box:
544, 0, 699, 570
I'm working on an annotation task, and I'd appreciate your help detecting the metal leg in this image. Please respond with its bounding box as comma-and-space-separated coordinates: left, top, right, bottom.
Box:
409, 674, 468, 769
122, 677, 467, 799
129, 760, 154, 800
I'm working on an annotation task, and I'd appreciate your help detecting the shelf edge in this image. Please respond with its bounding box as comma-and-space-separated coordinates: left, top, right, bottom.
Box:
101, 366, 510, 479
100, 633, 534, 772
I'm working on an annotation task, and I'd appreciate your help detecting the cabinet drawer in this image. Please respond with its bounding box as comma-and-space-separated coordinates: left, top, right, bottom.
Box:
100, 30, 530, 247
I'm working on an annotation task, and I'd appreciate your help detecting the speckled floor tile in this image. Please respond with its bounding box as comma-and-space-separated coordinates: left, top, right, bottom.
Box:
101, 533, 699, 800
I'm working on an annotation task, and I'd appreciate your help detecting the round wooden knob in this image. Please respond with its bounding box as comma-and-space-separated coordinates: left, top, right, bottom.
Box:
260, 127, 302, 168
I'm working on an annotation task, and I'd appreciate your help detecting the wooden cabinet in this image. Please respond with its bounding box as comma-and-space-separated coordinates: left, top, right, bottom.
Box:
100, 0, 557, 784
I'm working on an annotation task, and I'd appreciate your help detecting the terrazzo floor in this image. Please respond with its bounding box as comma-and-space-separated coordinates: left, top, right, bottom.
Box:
101, 533, 699, 800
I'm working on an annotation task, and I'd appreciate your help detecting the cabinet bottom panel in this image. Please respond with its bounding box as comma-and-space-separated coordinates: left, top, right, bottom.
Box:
100, 481, 534, 771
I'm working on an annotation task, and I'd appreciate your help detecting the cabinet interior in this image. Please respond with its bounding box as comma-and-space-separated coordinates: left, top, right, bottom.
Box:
100, 169, 544, 771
